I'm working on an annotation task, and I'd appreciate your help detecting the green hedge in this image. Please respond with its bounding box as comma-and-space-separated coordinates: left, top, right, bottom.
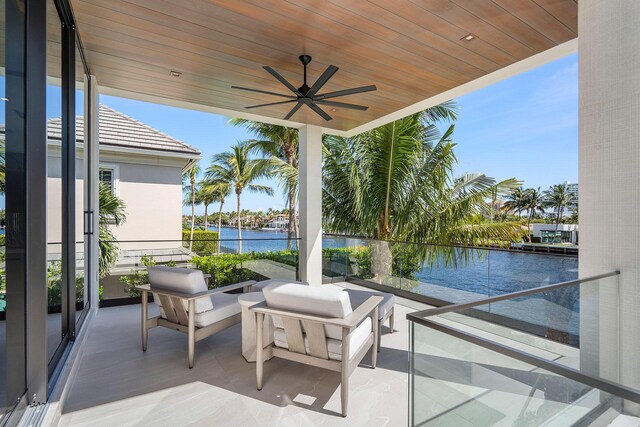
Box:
182, 230, 219, 255
0, 234, 5, 246
192, 253, 268, 288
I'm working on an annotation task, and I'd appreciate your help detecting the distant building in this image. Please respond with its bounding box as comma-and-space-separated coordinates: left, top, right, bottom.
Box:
565, 181, 578, 199
265, 214, 289, 231
533, 223, 578, 245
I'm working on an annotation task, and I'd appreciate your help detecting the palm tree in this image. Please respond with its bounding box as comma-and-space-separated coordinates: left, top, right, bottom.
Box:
523, 187, 545, 242
206, 141, 273, 253
204, 180, 232, 252
195, 180, 227, 231
323, 102, 523, 280
229, 119, 299, 249
0, 139, 5, 194
98, 182, 127, 277
502, 187, 528, 217
182, 161, 200, 251
544, 184, 576, 236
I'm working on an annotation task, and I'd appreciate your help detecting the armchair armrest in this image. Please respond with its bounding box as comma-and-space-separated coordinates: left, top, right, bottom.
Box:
137, 280, 256, 301
250, 295, 383, 329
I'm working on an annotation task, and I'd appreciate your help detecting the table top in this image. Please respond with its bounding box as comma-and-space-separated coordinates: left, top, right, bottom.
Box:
238, 292, 266, 306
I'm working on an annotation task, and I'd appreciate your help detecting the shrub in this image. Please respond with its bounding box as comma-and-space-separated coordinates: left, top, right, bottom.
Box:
192, 253, 267, 288
120, 255, 157, 298
0, 234, 5, 247
46, 261, 84, 308
182, 230, 219, 255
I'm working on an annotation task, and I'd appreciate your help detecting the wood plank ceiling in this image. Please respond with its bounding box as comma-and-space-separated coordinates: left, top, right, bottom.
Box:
67, 0, 578, 132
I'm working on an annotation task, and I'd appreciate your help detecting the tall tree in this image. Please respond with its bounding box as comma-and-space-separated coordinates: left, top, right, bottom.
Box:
206, 180, 232, 253
182, 161, 200, 251
543, 183, 577, 236
98, 182, 127, 277
229, 119, 299, 249
206, 141, 273, 253
502, 187, 528, 217
323, 103, 523, 279
523, 187, 546, 242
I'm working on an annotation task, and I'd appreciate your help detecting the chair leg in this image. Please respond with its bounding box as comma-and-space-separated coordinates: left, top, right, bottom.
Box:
372, 307, 379, 367
188, 300, 195, 369
256, 313, 264, 390
389, 309, 395, 334
377, 320, 382, 352
341, 365, 349, 417
141, 290, 148, 352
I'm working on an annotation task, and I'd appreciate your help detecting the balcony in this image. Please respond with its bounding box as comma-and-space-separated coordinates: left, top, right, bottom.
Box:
43, 237, 638, 426
56, 281, 413, 425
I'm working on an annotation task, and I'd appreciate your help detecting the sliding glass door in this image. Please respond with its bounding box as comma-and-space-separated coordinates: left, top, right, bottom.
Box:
2, 0, 92, 422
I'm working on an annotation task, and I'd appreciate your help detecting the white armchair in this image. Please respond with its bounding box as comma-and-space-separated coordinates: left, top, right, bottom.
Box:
250, 282, 382, 417
138, 266, 255, 368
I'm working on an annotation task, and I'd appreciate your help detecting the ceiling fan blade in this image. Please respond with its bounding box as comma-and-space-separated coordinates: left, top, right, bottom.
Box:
263, 66, 302, 96
231, 86, 296, 99
245, 99, 297, 109
306, 65, 339, 97
304, 100, 332, 121
283, 102, 303, 120
315, 85, 377, 100
314, 99, 368, 111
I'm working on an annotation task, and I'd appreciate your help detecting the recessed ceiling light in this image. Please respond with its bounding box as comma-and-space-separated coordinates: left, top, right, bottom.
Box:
330, 108, 338, 112
461, 33, 476, 42
169, 70, 182, 77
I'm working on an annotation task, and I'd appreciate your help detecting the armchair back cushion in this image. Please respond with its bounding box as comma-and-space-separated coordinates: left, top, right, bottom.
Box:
263, 282, 352, 340
148, 266, 214, 314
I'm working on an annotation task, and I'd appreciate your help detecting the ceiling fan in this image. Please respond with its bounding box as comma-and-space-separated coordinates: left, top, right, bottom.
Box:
231, 55, 377, 121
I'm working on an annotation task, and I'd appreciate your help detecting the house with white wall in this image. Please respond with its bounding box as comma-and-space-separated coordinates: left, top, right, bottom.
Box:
44, 105, 201, 251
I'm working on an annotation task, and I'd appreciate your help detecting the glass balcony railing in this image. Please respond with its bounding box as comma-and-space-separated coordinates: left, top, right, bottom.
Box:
97, 238, 300, 303
407, 271, 640, 426
321, 235, 578, 305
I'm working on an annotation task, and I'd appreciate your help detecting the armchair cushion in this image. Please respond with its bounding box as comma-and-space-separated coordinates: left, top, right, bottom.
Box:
344, 289, 395, 321
272, 317, 372, 361
251, 278, 308, 292
148, 266, 213, 314
263, 282, 353, 340
194, 293, 241, 328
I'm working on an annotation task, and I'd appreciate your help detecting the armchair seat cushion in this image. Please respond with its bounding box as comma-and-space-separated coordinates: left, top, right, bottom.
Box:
194, 293, 241, 328
273, 317, 372, 361
344, 289, 395, 321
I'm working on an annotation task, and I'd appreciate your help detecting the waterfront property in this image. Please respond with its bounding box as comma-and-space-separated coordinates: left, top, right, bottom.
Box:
533, 223, 579, 245
2, 1, 640, 427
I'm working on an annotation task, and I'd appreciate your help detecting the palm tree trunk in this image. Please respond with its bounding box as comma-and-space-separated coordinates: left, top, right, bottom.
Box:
554, 206, 562, 233
189, 181, 196, 252
287, 190, 295, 250
527, 211, 533, 242
237, 191, 242, 254
204, 203, 209, 231
217, 199, 224, 254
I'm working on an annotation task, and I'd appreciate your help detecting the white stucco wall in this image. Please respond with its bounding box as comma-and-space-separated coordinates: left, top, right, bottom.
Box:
579, 0, 640, 407
47, 146, 188, 253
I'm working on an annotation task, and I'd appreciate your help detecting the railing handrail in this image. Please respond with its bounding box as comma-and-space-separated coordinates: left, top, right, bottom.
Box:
93, 238, 301, 243
406, 270, 620, 321
406, 270, 640, 406
323, 233, 578, 257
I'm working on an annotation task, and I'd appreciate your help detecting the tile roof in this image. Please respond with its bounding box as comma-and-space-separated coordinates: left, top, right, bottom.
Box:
46, 105, 200, 155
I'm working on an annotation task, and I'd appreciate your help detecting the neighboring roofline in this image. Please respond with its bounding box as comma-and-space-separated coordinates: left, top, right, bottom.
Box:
97, 104, 201, 155
96, 39, 577, 137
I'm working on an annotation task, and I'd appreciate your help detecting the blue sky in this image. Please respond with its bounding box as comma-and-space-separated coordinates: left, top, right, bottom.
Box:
0, 53, 578, 215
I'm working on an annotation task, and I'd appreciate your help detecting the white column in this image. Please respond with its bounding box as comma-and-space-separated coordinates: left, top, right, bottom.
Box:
85, 75, 100, 309
579, 0, 640, 403
298, 125, 323, 286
